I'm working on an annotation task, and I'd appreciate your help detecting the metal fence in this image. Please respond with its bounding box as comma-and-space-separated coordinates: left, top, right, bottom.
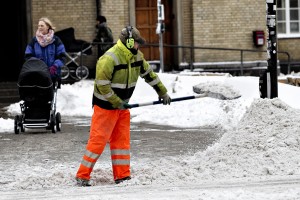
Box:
143, 43, 291, 75
77, 42, 291, 76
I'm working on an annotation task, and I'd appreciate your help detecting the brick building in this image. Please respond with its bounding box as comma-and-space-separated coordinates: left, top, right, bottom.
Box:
2, 0, 300, 81
28, 0, 269, 72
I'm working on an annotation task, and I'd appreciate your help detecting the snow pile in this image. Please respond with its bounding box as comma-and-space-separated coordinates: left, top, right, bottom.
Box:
0, 118, 12, 133
1, 164, 77, 190
192, 98, 300, 178
127, 98, 300, 185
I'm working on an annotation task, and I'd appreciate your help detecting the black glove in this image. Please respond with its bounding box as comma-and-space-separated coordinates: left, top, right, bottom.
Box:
159, 93, 171, 105
118, 101, 132, 110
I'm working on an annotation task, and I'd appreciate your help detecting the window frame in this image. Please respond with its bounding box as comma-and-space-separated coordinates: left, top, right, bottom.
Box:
277, 0, 300, 38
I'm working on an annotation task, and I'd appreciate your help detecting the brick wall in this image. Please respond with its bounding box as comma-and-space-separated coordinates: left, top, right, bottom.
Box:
278, 38, 300, 61
31, 1, 94, 41
192, 0, 267, 62
181, 0, 193, 63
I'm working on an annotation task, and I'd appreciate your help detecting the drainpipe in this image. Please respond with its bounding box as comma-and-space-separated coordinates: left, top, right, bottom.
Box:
96, 0, 101, 16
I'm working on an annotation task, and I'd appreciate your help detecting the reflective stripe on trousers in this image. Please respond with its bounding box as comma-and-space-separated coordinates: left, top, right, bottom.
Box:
76, 105, 131, 180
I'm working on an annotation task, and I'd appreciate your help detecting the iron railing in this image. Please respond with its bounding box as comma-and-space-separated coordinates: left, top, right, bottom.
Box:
142, 43, 291, 75
80, 42, 291, 75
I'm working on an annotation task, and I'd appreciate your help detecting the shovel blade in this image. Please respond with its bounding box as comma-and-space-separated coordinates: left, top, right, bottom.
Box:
193, 82, 241, 100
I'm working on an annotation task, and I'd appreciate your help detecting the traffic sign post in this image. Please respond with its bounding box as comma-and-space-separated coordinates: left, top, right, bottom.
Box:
266, 0, 278, 98
156, 0, 165, 73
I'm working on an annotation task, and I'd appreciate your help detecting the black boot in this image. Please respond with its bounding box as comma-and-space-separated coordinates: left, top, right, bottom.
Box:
76, 178, 92, 187
115, 176, 131, 184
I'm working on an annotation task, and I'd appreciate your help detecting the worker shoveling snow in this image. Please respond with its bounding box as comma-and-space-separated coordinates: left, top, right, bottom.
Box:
193, 81, 241, 100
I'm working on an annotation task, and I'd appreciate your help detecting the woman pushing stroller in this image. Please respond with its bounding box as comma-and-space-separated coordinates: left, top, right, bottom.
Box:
14, 17, 66, 134
24, 17, 66, 85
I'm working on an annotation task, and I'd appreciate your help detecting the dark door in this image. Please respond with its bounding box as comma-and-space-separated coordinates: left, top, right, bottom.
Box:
135, 0, 174, 71
0, 1, 28, 81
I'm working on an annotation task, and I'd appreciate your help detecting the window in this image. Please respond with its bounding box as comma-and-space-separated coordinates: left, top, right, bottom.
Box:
277, 0, 300, 38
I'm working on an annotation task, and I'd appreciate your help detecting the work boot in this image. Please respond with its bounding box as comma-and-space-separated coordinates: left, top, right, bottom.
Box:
76, 177, 92, 187
115, 176, 131, 184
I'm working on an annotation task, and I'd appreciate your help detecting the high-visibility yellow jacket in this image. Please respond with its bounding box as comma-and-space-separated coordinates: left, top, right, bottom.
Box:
92, 39, 168, 110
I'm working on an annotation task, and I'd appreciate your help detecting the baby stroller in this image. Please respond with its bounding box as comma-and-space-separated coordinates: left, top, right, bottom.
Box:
14, 58, 61, 134
55, 27, 92, 81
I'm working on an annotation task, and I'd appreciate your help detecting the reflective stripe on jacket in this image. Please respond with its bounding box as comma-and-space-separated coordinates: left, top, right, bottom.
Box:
92, 39, 168, 110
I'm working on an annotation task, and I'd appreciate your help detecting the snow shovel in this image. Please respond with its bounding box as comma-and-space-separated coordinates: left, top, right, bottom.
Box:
129, 82, 241, 108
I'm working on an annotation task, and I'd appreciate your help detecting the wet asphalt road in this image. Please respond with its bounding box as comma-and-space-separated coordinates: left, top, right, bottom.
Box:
0, 111, 221, 171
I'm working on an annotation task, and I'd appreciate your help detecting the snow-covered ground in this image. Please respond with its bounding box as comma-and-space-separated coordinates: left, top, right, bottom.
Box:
1, 71, 300, 199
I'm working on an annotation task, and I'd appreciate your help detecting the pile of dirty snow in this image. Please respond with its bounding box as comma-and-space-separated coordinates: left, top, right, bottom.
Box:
126, 98, 300, 185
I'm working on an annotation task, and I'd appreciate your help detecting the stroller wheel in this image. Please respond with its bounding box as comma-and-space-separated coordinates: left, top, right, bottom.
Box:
20, 115, 25, 132
20, 124, 25, 132
75, 66, 89, 80
14, 115, 20, 134
56, 112, 61, 132
50, 114, 56, 133
51, 123, 56, 133
61, 65, 70, 80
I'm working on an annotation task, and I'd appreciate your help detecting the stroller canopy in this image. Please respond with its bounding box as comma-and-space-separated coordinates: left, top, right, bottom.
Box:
18, 57, 53, 88
55, 27, 92, 54
18, 58, 54, 102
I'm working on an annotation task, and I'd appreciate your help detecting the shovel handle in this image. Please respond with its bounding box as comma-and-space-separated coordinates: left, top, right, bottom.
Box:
129, 93, 207, 108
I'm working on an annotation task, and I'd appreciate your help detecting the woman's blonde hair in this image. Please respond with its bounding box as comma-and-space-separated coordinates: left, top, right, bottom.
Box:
39, 17, 56, 30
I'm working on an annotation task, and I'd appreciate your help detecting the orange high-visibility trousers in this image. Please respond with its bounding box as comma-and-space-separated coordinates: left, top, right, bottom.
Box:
76, 105, 130, 181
